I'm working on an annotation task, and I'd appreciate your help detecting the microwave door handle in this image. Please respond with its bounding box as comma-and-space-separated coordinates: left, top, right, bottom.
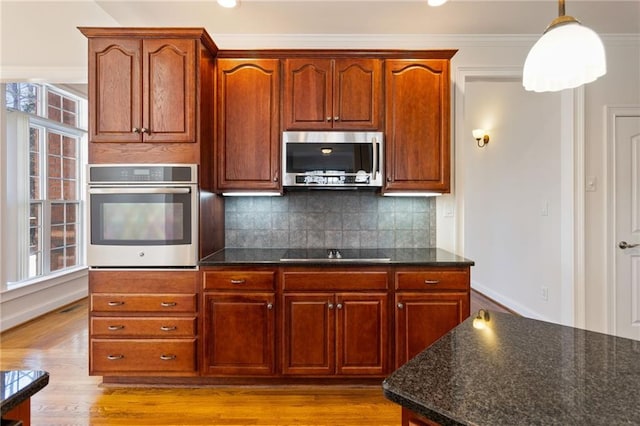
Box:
88, 188, 191, 195
372, 136, 379, 178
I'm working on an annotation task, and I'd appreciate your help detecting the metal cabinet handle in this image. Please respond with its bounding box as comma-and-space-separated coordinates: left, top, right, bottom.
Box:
326, 117, 332, 122
267, 303, 274, 310
328, 302, 334, 309
107, 354, 124, 360
132, 127, 141, 133
141, 127, 149, 134
230, 279, 246, 285
107, 301, 124, 307
160, 354, 176, 361
619, 241, 639, 250
386, 176, 392, 182
273, 174, 279, 182
334, 116, 340, 121
424, 280, 440, 285
160, 302, 177, 307
397, 303, 404, 309
160, 326, 177, 332
336, 303, 343, 309
107, 325, 125, 331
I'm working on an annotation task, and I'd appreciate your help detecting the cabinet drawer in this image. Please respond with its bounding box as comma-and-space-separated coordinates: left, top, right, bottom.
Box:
203, 270, 276, 291
90, 270, 197, 293
395, 269, 469, 291
91, 294, 196, 313
91, 317, 196, 337
282, 270, 388, 291
91, 339, 197, 374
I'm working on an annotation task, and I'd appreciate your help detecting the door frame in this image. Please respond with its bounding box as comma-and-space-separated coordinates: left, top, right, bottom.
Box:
451, 66, 586, 328
605, 105, 640, 335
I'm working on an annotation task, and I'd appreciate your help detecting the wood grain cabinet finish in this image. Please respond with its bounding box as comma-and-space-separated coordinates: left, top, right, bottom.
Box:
88, 270, 199, 376
201, 269, 277, 376
282, 293, 388, 376
216, 59, 281, 192
283, 58, 382, 130
281, 269, 389, 377
394, 267, 470, 368
86, 37, 196, 144
384, 58, 453, 193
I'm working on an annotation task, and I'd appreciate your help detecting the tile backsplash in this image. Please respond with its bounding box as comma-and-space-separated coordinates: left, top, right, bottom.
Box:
225, 191, 436, 249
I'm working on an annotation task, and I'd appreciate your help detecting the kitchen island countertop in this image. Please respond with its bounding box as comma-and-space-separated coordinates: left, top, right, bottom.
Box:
383, 311, 640, 425
199, 247, 474, 267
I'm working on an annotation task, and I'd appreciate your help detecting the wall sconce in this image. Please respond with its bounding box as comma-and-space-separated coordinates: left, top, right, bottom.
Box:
473, 309, 491, 330
472, 129, 490, 148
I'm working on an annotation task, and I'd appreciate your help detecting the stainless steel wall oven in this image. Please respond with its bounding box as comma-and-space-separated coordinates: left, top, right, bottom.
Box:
87, 164, 198, 268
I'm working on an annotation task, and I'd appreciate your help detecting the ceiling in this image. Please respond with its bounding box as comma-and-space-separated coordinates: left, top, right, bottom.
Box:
0, 0, 639, 82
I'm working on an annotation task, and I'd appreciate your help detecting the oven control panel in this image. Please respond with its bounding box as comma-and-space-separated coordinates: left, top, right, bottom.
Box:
88, 164, 197, 184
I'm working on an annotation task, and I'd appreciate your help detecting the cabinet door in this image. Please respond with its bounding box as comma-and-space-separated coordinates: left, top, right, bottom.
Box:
333, 59, 382, 130
283, 59, 333, 130
142, 38, 196, 143
395, 292, 468, 368
88, 38, 142, 143
384, 60, 451, 193
216, 59, 281, 191
282, 293, 335, 375
203, 293, 275, 376
336, 293, 388, 375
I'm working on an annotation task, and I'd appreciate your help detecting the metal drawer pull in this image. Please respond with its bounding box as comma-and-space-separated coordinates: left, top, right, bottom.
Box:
267, 303, 274, 310
107, 354, 124, 360
107, 301, 124, 306
160, 354, 177, 361
328, 303, 334, 309
337, 303, 343, 309
160, 326, 177, 332
397, 303, 404, 309
230, 279, 246, 285
160, 302, 177, 307
108, 325, 125, 331
424, 280, 440, 285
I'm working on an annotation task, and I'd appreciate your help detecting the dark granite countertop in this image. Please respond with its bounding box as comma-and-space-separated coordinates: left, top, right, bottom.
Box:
199, 248, 474, 267
1, 370, 49, 416
382, 312, 640, 425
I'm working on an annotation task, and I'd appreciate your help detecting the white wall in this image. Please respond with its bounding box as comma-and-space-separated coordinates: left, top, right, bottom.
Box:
462, 80, 563, 322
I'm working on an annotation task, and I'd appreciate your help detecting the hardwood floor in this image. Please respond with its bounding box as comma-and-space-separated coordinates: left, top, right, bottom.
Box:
1, 291, 510, 426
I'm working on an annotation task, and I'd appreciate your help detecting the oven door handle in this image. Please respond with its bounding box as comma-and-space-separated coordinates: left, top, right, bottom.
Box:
88, 187, 191, 195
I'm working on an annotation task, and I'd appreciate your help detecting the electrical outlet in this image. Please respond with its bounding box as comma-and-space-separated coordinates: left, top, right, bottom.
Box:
541, 287, 549, 301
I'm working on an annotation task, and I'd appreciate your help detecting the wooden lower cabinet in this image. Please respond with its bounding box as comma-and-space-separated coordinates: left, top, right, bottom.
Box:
393, 267, 470, 368
89, 270, 199, 376
203, 293, 276, 376
282, 292, 389, 376
402, 408, 442, 426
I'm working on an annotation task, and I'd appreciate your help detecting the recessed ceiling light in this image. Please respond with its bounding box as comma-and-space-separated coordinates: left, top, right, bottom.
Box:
217, 0, 238, 8
427, 0, 449, 6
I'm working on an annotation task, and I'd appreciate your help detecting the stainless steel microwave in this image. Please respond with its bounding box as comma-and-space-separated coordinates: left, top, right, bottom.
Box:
282, 131, 384, 189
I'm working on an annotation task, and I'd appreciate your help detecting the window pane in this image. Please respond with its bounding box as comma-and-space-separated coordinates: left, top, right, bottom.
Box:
62, 136, 76, 157
63, 180, 76, 200
48, 178, 62, 199
63, 158, 76, 180
47, 91, 61, 108
66, 203, 77, 222
29, 203, 42, 278
5, 83, 38, 113
62, 111, 76, 126
51, 225, 64, 248
48, 155, 61, 178
48, 132, 61, 156
63, 97, 76, 113
50, 248, 64, 272
66, 246, 77, 268
48, 106, 61, 122
66, 224, 76, 246
51, 204, 64, 224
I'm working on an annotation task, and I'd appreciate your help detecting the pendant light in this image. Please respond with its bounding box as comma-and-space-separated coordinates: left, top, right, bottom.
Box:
523, 0, 606, 92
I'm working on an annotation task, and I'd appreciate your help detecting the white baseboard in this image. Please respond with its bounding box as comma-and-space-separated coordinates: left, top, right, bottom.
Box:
472, 280, 550, 322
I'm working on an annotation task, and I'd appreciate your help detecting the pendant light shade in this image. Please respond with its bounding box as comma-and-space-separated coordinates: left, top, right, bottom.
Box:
523, 1, 606, 92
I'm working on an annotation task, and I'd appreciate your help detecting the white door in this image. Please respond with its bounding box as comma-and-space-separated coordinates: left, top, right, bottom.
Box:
614, 114, 640, 340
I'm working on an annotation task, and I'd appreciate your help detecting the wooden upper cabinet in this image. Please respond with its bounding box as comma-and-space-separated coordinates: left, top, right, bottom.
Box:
283, 58, 382, 130
87, 37, 196, 143
215, 59, 281, 192
384, 59, 451, 193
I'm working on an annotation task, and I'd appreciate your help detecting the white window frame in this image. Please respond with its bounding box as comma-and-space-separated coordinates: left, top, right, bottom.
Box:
2, 83, 88, 291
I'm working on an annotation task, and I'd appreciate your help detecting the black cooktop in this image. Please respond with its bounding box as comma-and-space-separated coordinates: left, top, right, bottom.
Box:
280, 248, 391, 262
